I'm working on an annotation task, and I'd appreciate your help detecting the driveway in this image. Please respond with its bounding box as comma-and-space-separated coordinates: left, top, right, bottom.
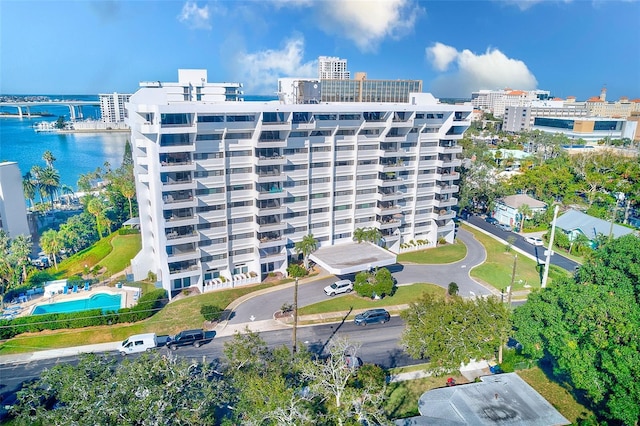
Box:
226, 228, 495, 326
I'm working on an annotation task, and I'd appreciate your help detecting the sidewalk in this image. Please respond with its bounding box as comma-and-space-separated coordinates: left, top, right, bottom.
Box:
0, 270, 333, 366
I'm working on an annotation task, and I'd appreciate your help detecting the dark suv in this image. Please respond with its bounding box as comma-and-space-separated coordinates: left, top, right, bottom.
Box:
168, 329, 214, 350
354, 308, 391, 326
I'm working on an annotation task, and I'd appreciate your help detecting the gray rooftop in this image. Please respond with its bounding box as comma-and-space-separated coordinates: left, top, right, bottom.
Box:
396, 373, 570, 426
309, 242, 397, 275
555, 209, 635, 240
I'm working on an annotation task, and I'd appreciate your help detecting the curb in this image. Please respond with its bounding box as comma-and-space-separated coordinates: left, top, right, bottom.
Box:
215, 271, 332, 335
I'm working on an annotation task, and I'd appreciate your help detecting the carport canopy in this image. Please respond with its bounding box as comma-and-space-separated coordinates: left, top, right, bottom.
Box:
309, 242, 397, 276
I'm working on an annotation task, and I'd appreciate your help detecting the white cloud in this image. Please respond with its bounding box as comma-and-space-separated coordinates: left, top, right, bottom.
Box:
177, 1, 211, 30
428, 42, 459, 72
316, 0, 423, 52
235, 37, 317, 95
426, 43, 538, 97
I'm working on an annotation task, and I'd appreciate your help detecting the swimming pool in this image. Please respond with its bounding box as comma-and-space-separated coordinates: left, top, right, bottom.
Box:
32, 293, 122, 315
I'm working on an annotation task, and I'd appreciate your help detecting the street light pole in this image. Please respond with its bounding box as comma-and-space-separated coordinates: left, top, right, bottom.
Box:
542, 205, 559, 288
292, 277, 298, 354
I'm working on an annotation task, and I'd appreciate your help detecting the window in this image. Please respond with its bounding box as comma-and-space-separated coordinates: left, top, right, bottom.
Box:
314, 114, 337, 120
283, 211, 308, 219
283, 195, 307, 203
160, 134, 191, 147
227, 184, 252, 191
197, 220, 226, 229
230, 232, 254, 240
334, 218, 352, 225
311, 162, 330, 169
226, 132, 253, 140
310, 207, 329, 214
226, 114, 255, 122
161, 113, 191, 126
336, 129, 356, 136
227, 167, 252, 174
193, 152, 223, 160
310, 221, 329, 229
311, 146, 331, 152
226, 150, 251, 157
335, 204, 352, 211
283, 147, 308, 155
310, 130, 332, 137
229, 216, 252, 224
196, 133, 223, 141
339, 114, 361, 120
228, 200, 253, 208
310, 192, 330, 199
198, 115, 224, 122
283, 164, 308, 172
289, 131, 309, 138
334, 190, 353, 197
194, 170, 223, 178
196, 205, 225, 213
195, 187, 224, 195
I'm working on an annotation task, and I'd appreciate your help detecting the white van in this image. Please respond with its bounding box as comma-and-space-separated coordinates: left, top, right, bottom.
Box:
119, 333, 158, 355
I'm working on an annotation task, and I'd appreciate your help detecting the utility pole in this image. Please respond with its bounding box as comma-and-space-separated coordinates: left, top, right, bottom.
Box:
292, 277, 299, 354
508, 254, 517, 307
542, 205, 559, 288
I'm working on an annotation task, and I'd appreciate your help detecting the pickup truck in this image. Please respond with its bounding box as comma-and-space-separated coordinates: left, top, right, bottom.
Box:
119, 333, 172, 355
167, 329, 215, 350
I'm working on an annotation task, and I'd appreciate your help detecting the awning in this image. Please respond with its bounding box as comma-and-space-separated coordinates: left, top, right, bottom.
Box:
309, 242, 397, 275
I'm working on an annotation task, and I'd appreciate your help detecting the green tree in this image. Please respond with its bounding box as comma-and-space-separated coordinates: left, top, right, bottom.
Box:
10, 234, 32, 282
517, 203, 532, 232
42, 150, 56, 168
39, 229, 62, 270
513, 235, 640, 425
22, 171, 37, 208
354, 268, 395, 298
294, 234, 317, 270
401, 293, 511, 373
0, 231, 16, 309
54, 116, 65, 129
10, 352, 225, 425
38, 166, 61, 209
87, 196, 108, 238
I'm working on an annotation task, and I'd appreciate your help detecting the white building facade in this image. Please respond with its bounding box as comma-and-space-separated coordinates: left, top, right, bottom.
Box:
318, 56, 350, 80
99, 93, 132, 123
127, 70, 470, 297
471, 89, 551, 117
0, 162, 31, 238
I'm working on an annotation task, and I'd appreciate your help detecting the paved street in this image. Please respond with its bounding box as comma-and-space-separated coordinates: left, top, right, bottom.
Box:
227, 228, 497, 326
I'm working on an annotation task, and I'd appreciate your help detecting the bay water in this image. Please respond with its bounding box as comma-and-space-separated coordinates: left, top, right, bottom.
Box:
0, 96, 127, 189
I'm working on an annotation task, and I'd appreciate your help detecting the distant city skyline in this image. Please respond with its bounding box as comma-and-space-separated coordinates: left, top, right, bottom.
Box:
1, 0, 639, 100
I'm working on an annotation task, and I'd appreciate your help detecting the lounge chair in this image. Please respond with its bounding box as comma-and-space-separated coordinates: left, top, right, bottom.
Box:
84, 282, 90, 291
73, 285, 78, 293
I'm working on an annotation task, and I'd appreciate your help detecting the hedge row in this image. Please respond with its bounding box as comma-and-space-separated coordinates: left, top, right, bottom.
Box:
0, 289, 167, 340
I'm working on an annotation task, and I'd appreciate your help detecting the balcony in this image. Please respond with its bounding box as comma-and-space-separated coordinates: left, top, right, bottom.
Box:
168, 260, 200, 276
437, 209, 456, 220
435, 171, 460, 182
257, 220, 286, 233
256, 155, 286, 166
165, 228, 198, 243
378, 190, 404, 202
376, 203, 402, 215
257, 233, 285, 249
434, 184, 459, 195
378, 218, 401, 230
434, 197, 458, 208
163, 193, 196, 209
379, 161, 406, 173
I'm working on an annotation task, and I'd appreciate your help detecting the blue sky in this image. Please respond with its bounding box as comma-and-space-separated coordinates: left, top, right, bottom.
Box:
1, 0, 639, 100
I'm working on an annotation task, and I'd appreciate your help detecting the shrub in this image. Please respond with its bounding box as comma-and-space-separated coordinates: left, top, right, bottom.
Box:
448, 282, 459, 296
287, 263, 307, 278
200, 305, 224, 322
0, 289, 167, 340
280, 302, 294, 314
438, 237, 447, 245
146, 271, 157, 282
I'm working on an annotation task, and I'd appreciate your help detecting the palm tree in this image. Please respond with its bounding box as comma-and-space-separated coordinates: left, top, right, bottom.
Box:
11, 235, 32, 282
353, 228, 367, 243
38, 167, 61, 209
40, 229, 62, 270
0, 230, 14, 309
518, 204, 532, 233
87, 197, 107, 238
30, 165, 45, 205
364, 227, 382, 245
60, 184, 75, 205
120, 179, 136, 219
22, 171, 37, 208
42, 150, 57, 168
294, 234, 318, 270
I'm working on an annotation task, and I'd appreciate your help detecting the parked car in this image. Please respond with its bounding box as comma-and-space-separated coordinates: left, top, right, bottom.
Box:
497, 223, 512, 232
525, 236, 544, 246
485, 217, 499, 225
354, 308, 391, 326
324, 279, 353, 296
118, 333, 171, 355
168, 329, 214, 350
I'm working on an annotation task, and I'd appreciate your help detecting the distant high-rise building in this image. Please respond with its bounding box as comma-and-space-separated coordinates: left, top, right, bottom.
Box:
318, 56, 350, 80
127, 69, 470, 298
99, 93, 132, 123
0, 162, 30, 238
471, 89, 551, 117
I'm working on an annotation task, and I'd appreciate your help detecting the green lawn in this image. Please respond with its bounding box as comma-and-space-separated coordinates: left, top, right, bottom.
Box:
50, 231, 141, 279
0, 282, 279, 355
298, 284, 445, 316
464, 225, 569, 291
385, 373, 470, 420
397, 239, 467, 264
518, 367, 595, 424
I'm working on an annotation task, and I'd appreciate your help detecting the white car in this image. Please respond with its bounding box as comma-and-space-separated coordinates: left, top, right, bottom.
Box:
525, 236, 544, 246
324, 279, 353, 296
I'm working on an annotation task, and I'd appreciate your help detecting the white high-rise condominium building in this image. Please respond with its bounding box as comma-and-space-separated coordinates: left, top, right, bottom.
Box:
100, 93, 132, 123
0, 162, 31, 238
318, 56, 350, 80
127, 69, 470, 297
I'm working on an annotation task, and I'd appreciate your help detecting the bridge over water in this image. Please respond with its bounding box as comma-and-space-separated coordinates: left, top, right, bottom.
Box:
0, 100, 100, 120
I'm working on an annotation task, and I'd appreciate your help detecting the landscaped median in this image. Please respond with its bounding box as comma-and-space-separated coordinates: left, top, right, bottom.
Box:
288, 283, 446, 325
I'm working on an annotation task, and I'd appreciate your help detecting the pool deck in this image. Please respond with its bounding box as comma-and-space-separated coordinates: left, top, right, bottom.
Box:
2, 285, 140, 318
